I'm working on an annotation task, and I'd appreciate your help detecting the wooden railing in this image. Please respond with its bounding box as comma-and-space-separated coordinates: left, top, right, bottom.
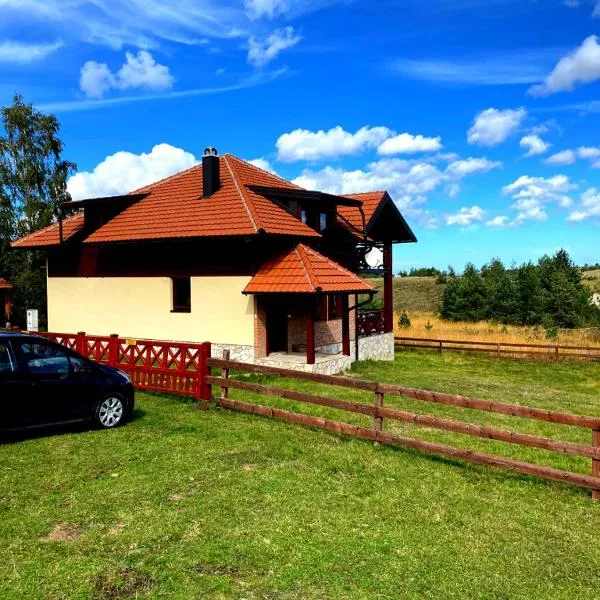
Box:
395, 336, 600, 361
208, 352, 600, 500
34, 330, 212, 400
357, 309, 386, 338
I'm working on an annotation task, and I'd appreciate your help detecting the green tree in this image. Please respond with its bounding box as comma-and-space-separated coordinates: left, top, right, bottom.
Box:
0, 94, 75, 326
538, 250, 591, 328
440, 263, 487, 322
515, 262, 544, 325
481, 258, 518, 323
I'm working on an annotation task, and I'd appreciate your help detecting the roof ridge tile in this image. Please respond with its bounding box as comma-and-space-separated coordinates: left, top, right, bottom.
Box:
223, 154, 261, 232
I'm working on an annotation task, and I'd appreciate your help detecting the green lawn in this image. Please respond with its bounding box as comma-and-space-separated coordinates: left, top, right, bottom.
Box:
2, 351, 600, 599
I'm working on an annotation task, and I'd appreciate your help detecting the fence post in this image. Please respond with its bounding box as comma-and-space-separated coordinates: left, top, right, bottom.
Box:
373, 388, 384, 444
196, 341, 212, 406
497, 343, 501, 358
221, 349, 231, 400
76, 331, 86, 355
555, 346, 560, 362
439, 341, 443, 354
593, 430, 600, 501
108, 334, 119, 367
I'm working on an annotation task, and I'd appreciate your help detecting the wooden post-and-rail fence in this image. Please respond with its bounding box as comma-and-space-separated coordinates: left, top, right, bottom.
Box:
209, 352, 600, 501
395, 336, 600, 362
19, 329, 600, 500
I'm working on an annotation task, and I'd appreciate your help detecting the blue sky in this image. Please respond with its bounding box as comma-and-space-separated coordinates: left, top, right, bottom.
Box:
2, 0, 600, 272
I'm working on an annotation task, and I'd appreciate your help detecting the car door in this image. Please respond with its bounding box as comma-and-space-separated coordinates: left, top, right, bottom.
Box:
13, 338, 79, 425
0, 339, 33, 430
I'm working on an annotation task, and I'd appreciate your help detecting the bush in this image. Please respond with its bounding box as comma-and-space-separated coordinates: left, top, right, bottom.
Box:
397, 311, 411, 329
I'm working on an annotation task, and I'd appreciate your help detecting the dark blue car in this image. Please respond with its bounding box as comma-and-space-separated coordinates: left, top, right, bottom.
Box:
0, 332, 134, 432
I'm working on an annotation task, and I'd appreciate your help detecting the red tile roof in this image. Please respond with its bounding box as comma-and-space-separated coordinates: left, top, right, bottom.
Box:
0, 278, 12, 290
11, 156, 393, 249
84, 154, 319, 244
338, 191, 386, 236
11, 213, 85, 249
244, 243, 374, 294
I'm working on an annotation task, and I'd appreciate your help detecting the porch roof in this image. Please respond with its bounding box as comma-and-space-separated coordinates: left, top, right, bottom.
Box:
243, 243, 374, 295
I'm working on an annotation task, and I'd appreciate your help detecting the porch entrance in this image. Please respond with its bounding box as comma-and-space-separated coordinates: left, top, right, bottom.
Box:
267, 305, 288, 353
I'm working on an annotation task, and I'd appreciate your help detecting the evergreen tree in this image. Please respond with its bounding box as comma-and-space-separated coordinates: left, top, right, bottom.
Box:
481, 258, 518, 323
515, 262, 544, 325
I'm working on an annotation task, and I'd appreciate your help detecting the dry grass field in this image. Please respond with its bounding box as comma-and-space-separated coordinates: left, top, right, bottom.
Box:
394, 312, 600, 346
370, 270, 600, 346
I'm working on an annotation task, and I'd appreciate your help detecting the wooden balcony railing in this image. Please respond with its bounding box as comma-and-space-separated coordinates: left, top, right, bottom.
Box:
357, 309, 386, 338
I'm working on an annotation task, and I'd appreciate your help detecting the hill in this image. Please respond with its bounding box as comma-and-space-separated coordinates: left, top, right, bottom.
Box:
371, 276, 445, 312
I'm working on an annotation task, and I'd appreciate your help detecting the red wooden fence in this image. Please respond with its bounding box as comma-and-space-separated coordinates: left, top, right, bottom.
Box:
34, 331, 212, 401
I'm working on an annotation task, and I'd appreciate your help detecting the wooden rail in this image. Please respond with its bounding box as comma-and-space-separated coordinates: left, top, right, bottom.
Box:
33, 330, 212, 401
395, 336, 600, 361
208, 353, 600, 499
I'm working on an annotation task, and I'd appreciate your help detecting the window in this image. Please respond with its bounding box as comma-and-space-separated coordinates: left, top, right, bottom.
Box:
18, 341, 70, 378
69, 355, 94, 375
300, 209, 308, 225
0, 342, 15, 374
319, 212, 328, 232
172, 277, 191, 313
316, 295, 343, 322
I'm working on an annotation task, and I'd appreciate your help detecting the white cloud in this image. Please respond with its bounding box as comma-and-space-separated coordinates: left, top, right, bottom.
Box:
244, 0, 291, 19
243, 0, 340, 19
67, 143, 197, 200
577, 146, 600, 159
446, 183, 461, 199
276, 126, 393, 162
0, 40, 63, 63
80, 50, 174, 98
390, 49, 559, 86
445, 157, 502, 178
292, 157, 444, 228
467, 107, 527, 147
486, 215, 509, 228
248, 157, 277, 174
247, 26, 300, 67
545, 149, 576, 166
502, 174, 577, 224
567, 187, 600, 222
520, 134, 551, 157
446, 206, 486, 227
529, 35, 600, 96
378, 133, 443, 155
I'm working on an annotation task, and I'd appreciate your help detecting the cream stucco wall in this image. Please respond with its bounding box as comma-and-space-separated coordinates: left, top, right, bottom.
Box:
47, 276, 255, 345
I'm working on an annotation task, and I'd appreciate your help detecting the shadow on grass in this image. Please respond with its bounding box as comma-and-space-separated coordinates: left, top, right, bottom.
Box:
0, 409, 146, 445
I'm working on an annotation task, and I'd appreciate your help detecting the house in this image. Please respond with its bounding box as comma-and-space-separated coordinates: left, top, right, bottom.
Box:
12, 149, 416, 373
0, 278, 12, 325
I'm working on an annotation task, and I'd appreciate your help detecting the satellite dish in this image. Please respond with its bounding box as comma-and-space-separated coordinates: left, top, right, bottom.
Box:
365, 247, 383, 269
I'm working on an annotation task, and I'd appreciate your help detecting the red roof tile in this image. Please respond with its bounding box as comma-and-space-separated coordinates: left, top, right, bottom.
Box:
11, 213, 85, 249
338, 191, 386, 237
84, 155, 319, 244
0, 278, 12, 290
244, 243, 374, 294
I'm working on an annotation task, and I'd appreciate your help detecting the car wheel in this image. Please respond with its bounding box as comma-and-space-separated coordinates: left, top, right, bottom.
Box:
95, 393, 126, 429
